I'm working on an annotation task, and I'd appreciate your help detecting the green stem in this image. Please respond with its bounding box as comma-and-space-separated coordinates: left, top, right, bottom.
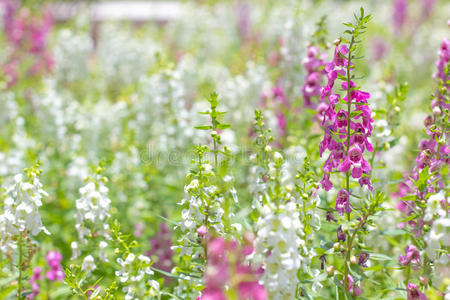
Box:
213, 139, 218, 170
198, 152, 209, 263
405, 265, 411, 286
344, 35, 355, 291
344, 213, 368, 292
17, 233, 23, 300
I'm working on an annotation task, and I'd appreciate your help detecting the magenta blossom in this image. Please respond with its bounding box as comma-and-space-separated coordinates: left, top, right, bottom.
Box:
338, 146, 371, 179
406, 283, 427, 300
399, 245, 420, 268
335, 189, 351, 215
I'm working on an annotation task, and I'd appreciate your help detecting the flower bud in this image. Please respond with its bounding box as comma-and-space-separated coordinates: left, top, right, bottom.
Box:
419, 276, 429, 285
326, 265, 335, 276
264, 145, 272, 153
333, 242, 340, 251
273, 151, 283, 164
433, 106, 442, 116
350, 256, 357, 264
394, 106, 400, 112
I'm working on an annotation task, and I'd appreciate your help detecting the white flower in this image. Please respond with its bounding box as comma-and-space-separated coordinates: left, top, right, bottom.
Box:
71, 242, 80, 260
82, 255, 96, 273
424, 218, 450, 260
148, 280, 161, 298
424, 191, 447, 222
374, 119, 391, 137
99, 241, 108, 262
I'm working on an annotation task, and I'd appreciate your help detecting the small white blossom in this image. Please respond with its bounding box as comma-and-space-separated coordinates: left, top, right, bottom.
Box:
71, 241, 80, 260
99, 241, 108, 262
81, 255, 96, 273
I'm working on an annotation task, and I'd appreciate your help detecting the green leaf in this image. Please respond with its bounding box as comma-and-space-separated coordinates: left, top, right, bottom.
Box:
194, 125, 212, 130
216, 124, 231, 130
369, 253, 392, 261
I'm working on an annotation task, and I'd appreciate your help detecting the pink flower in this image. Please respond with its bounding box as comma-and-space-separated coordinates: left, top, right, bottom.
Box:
338, 146, 371, 179
399, 245, 420, 267
406, 283, 427, 300
335, 189, 351, 215
337, 225, 346, 242
46, 250, 62, 268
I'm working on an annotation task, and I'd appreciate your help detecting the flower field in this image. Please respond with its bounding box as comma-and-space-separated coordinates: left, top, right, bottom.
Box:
0, 0, 448, 299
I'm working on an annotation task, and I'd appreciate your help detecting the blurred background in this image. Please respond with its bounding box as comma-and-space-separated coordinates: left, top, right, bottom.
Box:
0, 0, 448, 296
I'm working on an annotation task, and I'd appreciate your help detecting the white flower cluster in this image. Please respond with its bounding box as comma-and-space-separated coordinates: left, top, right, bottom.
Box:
0, 171, 49, 253
53, 26, 93, 82
97, 23, 160, 87
74, 176, 111, 245
132, 59, 209, 154
115, 253, 155, 300
252, 201, 305, 300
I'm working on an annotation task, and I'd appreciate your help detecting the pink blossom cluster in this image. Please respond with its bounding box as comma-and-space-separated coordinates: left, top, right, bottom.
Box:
392, 0, 407, 34
433, 38, 450, 109
302, 46, 326, 109
420, 0, 437, 20
27, 251, 64, 299
146, 223, 174, 277
318, 43, 374, 192
45, 250, 65, 281
395, 38, 449, 237
260, 80, 289, 138
392, 0, 436, 34
1, 0, 54, 86
198, 236, 266, 300
27, 267, 42, 299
